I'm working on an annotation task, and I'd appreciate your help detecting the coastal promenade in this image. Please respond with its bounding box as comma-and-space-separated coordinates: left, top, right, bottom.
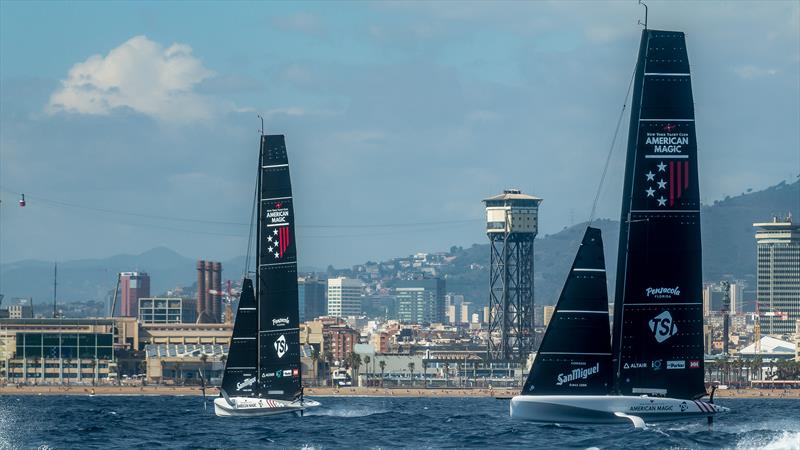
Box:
1, 385, 799, 398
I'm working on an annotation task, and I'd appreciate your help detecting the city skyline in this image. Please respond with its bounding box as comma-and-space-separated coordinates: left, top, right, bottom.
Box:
1, 1, 798, 270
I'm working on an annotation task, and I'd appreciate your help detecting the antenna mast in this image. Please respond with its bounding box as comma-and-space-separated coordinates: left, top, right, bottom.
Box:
638, 0, 648, 29
53, 262, 58, 318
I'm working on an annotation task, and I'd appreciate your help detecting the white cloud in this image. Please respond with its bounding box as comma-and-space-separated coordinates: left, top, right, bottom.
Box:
47, 35, 216, 121
734, 65, 779, 79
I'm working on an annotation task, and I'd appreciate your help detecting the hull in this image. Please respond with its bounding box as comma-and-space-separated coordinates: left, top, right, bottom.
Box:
214, 396, 320, 417
510, 395, 728, 424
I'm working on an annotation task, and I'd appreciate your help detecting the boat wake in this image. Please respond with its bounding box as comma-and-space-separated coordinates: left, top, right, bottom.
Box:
305, 407, 390, 418
736, 431, 800, 450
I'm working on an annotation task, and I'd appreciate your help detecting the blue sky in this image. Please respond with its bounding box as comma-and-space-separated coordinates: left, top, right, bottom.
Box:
1, 1, 798, 268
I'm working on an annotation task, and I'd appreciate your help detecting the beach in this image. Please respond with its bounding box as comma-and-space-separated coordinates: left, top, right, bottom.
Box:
1, 385, 798, 398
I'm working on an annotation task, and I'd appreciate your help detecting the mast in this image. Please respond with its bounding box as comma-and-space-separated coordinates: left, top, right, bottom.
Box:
611, 30, 705, 399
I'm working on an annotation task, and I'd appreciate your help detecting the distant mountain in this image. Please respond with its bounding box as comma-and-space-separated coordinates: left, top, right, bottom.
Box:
1, 180, 796, 307
0, 247, 247, 305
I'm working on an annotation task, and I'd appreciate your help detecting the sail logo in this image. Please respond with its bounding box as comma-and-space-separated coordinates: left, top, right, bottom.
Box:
649, 311, 678, 343
645, 134, 689, 153
645, 286, 680, 298
272, 317, 290, 327
236, 376, 256, 391
274, 334, 288, 358
266, 226, 291, 259
555, 363, 600, 386
265, 205, 290, 225
666, 360, 685, 370
624, 362, 647, 369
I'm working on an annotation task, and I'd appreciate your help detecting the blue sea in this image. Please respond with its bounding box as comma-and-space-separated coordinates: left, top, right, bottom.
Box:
1, 396, 798, 449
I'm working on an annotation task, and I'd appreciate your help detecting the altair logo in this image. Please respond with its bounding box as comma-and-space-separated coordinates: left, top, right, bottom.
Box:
555, 363, 600, 386
649, 311, 678, 343
274, 334, 288, 358
645, 287, 681, 298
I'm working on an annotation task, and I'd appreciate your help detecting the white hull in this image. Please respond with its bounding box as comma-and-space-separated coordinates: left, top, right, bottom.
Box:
510, 395, 728, 424
214, 396, 320, 417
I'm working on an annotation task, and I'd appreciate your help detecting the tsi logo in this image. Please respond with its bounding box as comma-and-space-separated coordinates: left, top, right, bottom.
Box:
274, 334, 288, 358
649, 311, 678, 343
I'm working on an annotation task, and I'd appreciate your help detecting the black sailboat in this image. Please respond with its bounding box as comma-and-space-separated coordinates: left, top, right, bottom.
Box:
215, 134, 320, 416
510, 28, 727, 425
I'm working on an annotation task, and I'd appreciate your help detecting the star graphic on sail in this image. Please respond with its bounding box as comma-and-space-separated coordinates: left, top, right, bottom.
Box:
657, 196, 667, 206
645, 187, 655, 197
645, 171, 655, 181
267, 226, 291, 260
657, 162, 667, 172
657, 179, 667, 189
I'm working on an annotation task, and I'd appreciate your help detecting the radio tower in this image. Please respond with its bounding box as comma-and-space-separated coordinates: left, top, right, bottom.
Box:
484, 189, 542, 361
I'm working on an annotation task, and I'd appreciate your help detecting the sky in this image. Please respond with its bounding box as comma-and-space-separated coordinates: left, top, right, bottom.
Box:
1, 0, 798, 269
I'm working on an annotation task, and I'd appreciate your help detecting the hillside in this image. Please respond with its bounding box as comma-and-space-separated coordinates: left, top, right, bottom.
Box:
443, 180, 799, 305
1, 180, 796, 306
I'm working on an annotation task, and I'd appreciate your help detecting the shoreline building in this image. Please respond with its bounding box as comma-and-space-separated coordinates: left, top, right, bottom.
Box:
120, 272, 150, 318
327, 277, 362, 318
395, 278, 445, 324
137, 298, 197, 324
754, 217, 800, 335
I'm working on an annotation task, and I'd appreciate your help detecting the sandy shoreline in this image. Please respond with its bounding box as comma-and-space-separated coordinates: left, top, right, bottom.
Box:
1, 385, 799, 399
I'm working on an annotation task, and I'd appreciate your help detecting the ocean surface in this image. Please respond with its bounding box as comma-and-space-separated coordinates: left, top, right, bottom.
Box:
1, 396, 798, 449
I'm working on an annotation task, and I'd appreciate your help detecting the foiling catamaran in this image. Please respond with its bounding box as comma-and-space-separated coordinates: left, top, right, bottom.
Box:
214, 133, 320, 417
510, 28, 729, 426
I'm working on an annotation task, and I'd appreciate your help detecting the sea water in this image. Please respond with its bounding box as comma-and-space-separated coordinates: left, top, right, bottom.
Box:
1, 396, 798, 449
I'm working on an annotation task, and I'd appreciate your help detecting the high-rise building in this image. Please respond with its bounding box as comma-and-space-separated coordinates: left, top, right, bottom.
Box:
120, 272, 150, 317
754, 217, 800, 335
395, 278, 445, 324
298, 276, 327, 322
327, 277, 362, 317
543, 305, 555, 327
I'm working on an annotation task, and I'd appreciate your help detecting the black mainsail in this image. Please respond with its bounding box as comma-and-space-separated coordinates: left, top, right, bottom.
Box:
220, 134, 302, 402
257, 134, 302, 401
611, 29, 705, 399
521, 227, 612, 395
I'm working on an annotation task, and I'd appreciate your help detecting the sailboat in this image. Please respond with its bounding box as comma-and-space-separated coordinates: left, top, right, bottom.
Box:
214, 134, 320, 417
510, 29, 729, 425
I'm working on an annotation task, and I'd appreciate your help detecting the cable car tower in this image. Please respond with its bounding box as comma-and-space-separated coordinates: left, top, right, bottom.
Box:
484, 189, 542, 361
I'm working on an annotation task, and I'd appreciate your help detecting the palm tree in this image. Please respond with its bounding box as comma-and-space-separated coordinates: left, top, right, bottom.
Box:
324, 350, 334, 386
349, 353, 362, 386
363, 355, 371, 385
407, 362, 415, 387
311, 348, 320, 386
379, 360, 386, 387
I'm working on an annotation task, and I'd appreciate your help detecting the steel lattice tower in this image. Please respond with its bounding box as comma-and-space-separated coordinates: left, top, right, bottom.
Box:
484, 189, 542, 361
